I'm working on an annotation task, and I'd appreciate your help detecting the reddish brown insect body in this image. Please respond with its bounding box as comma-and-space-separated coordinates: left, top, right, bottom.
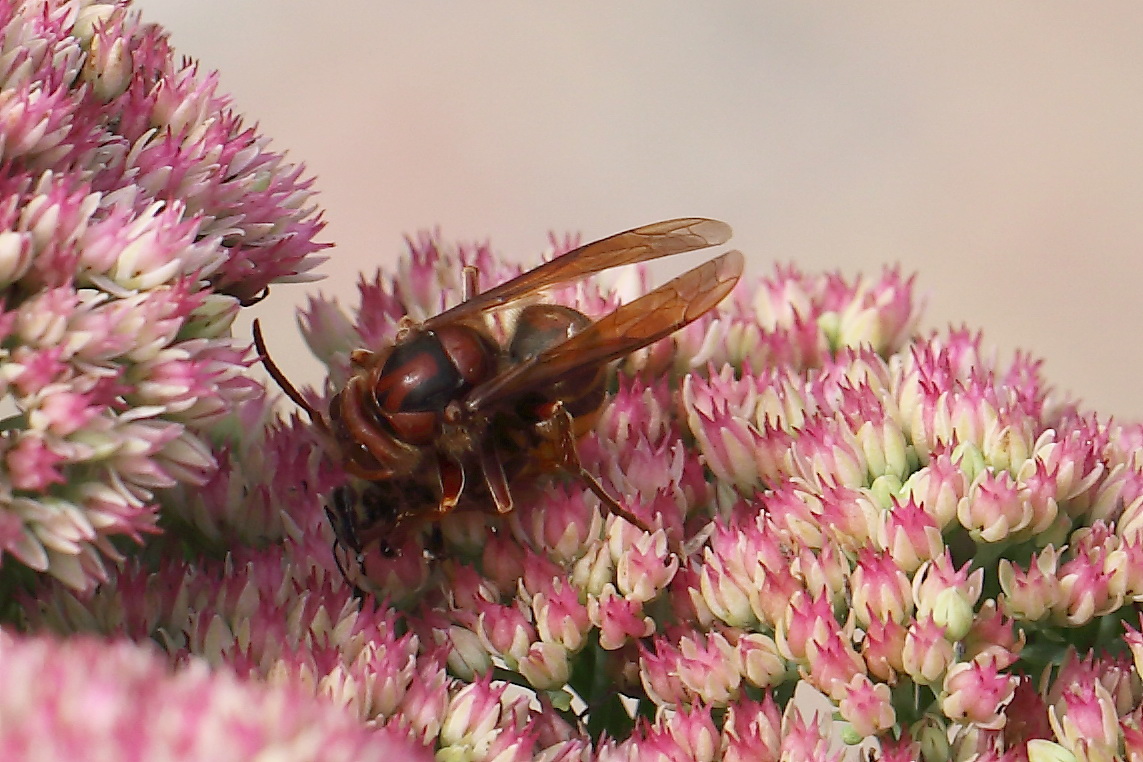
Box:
254, 218, 742, 573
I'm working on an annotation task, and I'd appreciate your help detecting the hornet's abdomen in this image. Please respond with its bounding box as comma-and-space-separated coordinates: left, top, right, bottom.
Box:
509, 304, 606, 420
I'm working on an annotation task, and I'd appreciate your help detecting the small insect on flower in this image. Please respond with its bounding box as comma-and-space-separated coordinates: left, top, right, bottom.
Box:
254, 218, 742, 578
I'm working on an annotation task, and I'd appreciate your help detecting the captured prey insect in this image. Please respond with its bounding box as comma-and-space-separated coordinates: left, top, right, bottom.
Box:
254, 218, 743, 578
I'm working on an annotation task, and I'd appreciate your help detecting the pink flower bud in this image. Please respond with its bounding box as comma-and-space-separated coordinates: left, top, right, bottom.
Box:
697, 557, 755, 628
790, 416, 867, 491
639, 642, 689, 708
802, 625, 866, 702
588, 584, 653, 650
398, 660, 450, 745
1052, 545, 1118, 627
794, 540, 850, 605
912, 552, 982, 627
684, 392, 764, 493
358, 538, 432, 604
530, 577, 591, 652
570, 541, 613, 596
1099, 465, 1143, 538
480, 533, 527, 592
939, 653, 1018, 731
777, 708, 836, 761
776, 592, 836, 664
962, 601, 1023, 665
721, 697, 782, 762
854, 409, 910, 484
476, 601, 537, 665
849, 547, 913, 627
877, 496, 943, 573
479, 720, 537, 762
512, 485, 603, 565
862, 616, 907, 682
439, 678, 506, 750
1047, 681, 1120, 762
7, 434, 65, 490
738, 632, 789, 690
957, 469, 1033, 542
298, 295, 361, 369
611, 520, 678, 603
664, 705, 720, 762
929, 588, 975, 642
442, 626, 492, 682
998, 547, 1060, 622
902, 616, 955, 685
837, 674, 895, 739
901, 450, 967, 531
517, 641, 570, 691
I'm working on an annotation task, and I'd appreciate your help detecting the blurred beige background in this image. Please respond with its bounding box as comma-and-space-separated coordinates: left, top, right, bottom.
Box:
135, 2, 1143, 419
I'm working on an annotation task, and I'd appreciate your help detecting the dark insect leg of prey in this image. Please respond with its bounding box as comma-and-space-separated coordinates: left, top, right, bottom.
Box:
329, 535, 368, 601
325, 486, 370, 599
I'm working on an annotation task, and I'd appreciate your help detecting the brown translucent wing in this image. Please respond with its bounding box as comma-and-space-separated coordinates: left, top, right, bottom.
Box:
420, 218, 731, 331
465, 249, 744, 412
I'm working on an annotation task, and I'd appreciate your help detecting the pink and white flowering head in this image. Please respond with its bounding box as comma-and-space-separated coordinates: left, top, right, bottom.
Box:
0, 0, 325, 590
0, 629, 428, 762
28, 200, 1143, 760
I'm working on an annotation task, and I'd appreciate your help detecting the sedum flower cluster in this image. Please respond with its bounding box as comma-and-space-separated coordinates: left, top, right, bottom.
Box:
14, 220, 1143, 762
6, 2, 1143, 761
0, 0, 325, 591
0, 629, 427, 762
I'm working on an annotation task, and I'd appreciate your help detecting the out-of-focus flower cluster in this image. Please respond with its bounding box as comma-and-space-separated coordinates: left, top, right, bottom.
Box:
0, 0, 325, 589
0, 629, 429, 762
18, 219, 1143, 761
